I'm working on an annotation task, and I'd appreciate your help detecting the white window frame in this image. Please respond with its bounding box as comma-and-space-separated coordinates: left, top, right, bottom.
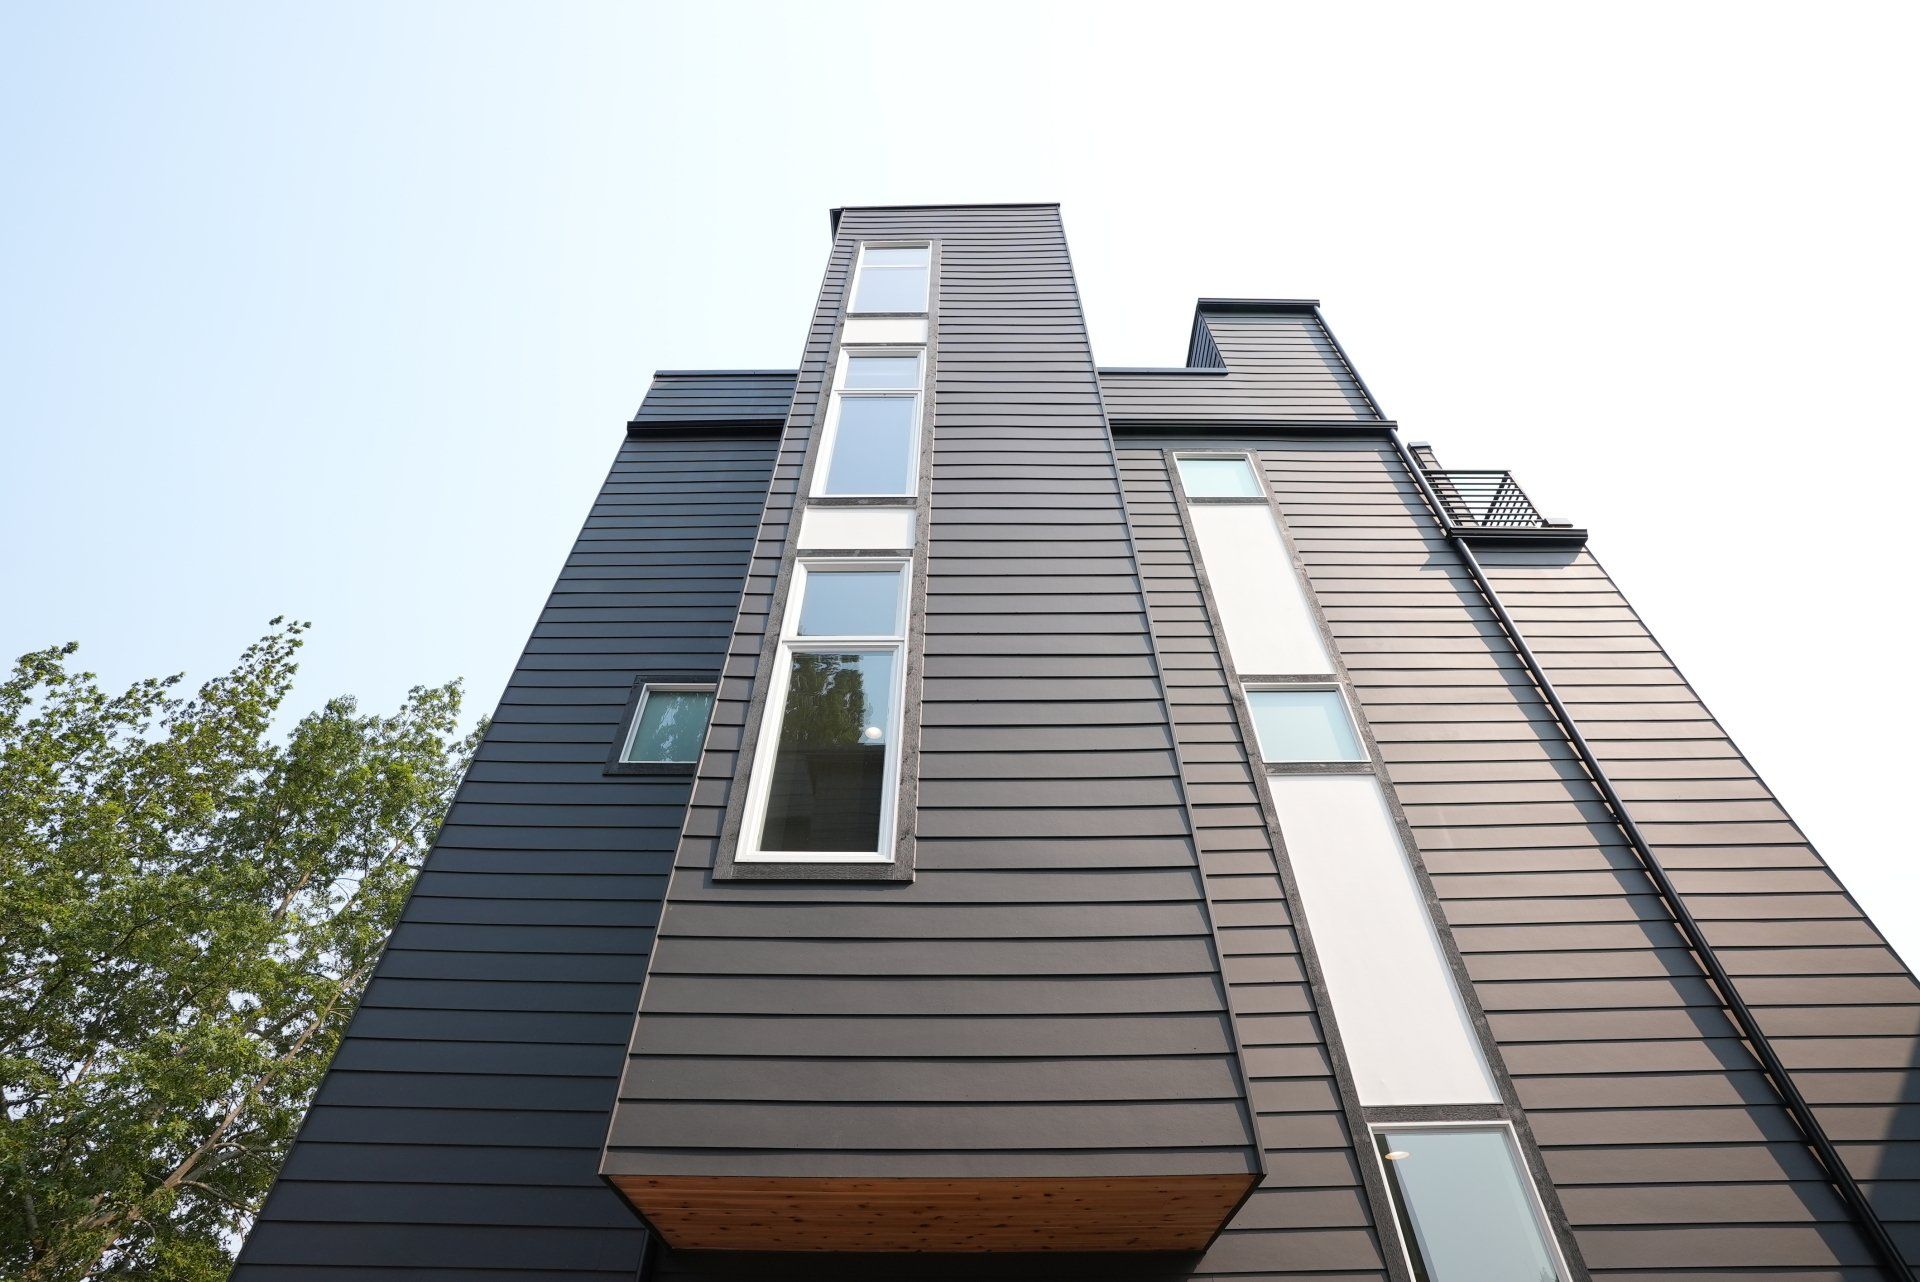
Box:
833, 346, 924, 390
847, 241, 931, 316
620, 682, 716, 764
1244, 682, 1368, 765
1174, 451, 1267, 500
736, 558, 911, 864
1368, 1121, 1571, 1282
811, 346, 926, 499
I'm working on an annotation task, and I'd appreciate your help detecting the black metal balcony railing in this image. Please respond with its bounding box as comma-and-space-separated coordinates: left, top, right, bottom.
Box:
1424, 469, 1549, 530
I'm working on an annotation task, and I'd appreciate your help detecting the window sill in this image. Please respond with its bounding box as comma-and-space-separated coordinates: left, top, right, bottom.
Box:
715, 856, 913, 883
603, 761, 697, 777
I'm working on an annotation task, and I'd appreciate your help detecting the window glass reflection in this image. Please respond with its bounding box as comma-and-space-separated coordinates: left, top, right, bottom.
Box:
797, 570, 902, 637
1377, 1129, 1563, 1282
822, 396, 916, 495
1248, 688, 1365, 763
851, 247, 930, 313
843, 354, 920, 389
1178, 456, 1263, 498
624, 689, 713, 763
759, 651, 896, 853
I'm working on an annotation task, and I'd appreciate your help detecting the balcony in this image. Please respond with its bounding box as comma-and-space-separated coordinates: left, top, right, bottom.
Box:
1411, 446, 1586, 547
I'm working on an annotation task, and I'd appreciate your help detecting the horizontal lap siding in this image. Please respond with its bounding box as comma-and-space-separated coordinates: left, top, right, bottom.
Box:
1257, 435, 1893, 1278
1478, 545, 1920, 1272
233, 431, 779, 1281
1118, 446, 1391, 1281
633, 372, 798, 425
619, 206, 1255, 1277
1099, 310, 1378, 424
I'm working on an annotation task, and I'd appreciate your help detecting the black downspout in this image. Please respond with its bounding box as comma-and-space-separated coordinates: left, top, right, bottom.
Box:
1376, 428, 1912, 1280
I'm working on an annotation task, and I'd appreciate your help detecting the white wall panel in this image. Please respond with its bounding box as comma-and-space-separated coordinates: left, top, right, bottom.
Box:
796, 506, 916, 551
1188, 503, 1331, 675
1268, 774, 1498, 1105
840, 317, 928, 344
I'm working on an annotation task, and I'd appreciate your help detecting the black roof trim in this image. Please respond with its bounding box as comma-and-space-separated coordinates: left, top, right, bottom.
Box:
1097, 367, 1232, 377
1195, 297, 1322, 313
625, 419, 785, 437
829, 201, 1062, 235
1109, 418, 1402, 436
650, 370, 798, 379
1453, 526, 1591, 550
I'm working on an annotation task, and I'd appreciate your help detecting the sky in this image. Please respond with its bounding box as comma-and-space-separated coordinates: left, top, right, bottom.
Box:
4, 2, 1916, 965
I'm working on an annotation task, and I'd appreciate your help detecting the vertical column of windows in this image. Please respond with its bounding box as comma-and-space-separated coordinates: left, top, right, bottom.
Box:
1179, 451, 1494, 1105
1176, 451, 1571, 1282
736, 243, 932, 868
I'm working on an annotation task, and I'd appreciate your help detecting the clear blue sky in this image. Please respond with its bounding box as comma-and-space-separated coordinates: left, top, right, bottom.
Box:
5, 2, 1916, 964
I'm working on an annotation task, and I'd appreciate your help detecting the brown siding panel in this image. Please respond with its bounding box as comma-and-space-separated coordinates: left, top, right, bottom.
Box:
1118, 445, 1392, 1281
1099, 306, 1379, 424
238, 206, 1916, 1280
1242, 432, 1914, 1277
1477, 543, 1920, 1270
609, 206, 1260, 1265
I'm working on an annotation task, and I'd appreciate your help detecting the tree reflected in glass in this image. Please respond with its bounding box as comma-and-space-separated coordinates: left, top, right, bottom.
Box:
759, 652, 894, 852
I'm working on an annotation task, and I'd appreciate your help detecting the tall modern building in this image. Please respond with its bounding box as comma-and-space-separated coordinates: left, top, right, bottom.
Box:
235, 204, 1919, 1281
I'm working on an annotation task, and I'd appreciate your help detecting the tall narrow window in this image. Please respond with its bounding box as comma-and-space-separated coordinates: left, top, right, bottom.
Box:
849, 245, 930, 314
1374, 1127, 1566, 1282
817, 396, 918, 495
740, 561, 909, 863
815, 347, 925, 499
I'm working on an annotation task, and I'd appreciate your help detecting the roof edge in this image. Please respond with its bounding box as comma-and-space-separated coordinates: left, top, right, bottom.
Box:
650, 369, 798, 379
829, 201, 1062, 235
1194, 297, 1323, 313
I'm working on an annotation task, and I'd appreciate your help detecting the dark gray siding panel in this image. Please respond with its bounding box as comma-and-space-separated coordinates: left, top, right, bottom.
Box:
632, 371, 797, 425
611, 204, 1258, 1256
1100, 306, 1379, 424
234, 429, 778, 1280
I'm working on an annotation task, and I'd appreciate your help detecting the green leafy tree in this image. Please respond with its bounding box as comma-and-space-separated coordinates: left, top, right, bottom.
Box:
0, 620, 482, 1281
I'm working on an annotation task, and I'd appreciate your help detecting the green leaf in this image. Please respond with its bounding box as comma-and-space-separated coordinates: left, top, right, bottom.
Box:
1, 622, 479, 1281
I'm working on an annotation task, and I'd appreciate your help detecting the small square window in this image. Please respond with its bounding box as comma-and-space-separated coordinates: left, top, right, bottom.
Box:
850, 245, 931, 314
796, 568, 905, 638
1375, 1127, 1566, 1281
842, 352, 921, 389
1248, 688, 1365, 763
622, 686, 715, 764
1178, 456, 1263, 498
